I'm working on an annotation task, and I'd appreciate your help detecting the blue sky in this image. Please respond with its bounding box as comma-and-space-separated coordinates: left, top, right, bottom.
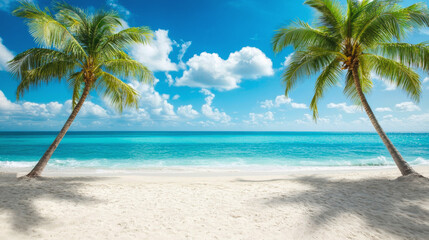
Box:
0, 0, 428, 131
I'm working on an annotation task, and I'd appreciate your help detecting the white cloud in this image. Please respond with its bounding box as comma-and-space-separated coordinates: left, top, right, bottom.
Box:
296, 113, 329, 124
200, 89, 231, 123
395, 102, 421, 112
172, 94, 180, 100
177, 105, 199, 119
128, 79, 177, 120
282, 52, 294, 67
260, 95, 307, 109
177, 41, 192, 69
408, 113, 429, 122
23, 101, 63, 117
327, 102, 359, 113
274, 95, 292, 106
107, 0, 130, 17
0, 37, 14, 71
64, 100, 108, 118
0, 90, 109, 120
351, 117, 370, 125
176, 47, 274, 90
260, 100, 274, 109
121, 108, 150, 122
0, 90, 66, 118
165, 72, 174, 86
291, 102, 308, 109
0, 90, 19, 111
130, 29, 178, 72
375, 107, 392, 112
423, 77, 429, 83
245, 111, 274, 125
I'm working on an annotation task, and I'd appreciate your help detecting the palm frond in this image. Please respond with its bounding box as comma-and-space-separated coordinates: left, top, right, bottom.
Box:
283, 50, 336, 96
304, 0, 343, 36
272, 21, 339, 53
364, 53, 421, 102
405, 2, 429, 28
15, 60, 77, 99
8, 48, 79, 79
88, 10, 123, 55
95, 70, 140, 112
13, 1, 87, 58
102, 58, 153, 83
54, 2, 89, 32
98, 27, 152, 55
310, 59, 342, 119
374, 42, 429, 71
356, 4, 409, 47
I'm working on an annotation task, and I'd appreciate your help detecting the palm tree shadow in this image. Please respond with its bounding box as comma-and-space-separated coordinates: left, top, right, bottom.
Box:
0, 172, 106, 232
243, 176, 429, 238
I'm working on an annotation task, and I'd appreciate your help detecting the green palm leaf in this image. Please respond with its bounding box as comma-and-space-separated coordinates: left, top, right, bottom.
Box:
310, 59, 342, 119
9, 0, 154, 112
363, 54, 421, 102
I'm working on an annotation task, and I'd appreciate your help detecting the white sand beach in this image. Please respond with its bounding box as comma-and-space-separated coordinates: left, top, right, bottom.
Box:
0, 167, 428, 240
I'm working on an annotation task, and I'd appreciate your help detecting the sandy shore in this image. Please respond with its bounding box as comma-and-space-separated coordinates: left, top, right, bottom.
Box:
0, 167, 428, 240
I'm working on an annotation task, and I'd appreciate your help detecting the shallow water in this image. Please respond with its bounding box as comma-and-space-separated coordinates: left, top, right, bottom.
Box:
0, 131, 428, 171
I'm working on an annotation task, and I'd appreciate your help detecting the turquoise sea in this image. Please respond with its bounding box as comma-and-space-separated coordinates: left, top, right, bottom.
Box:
0, 131, 428, 172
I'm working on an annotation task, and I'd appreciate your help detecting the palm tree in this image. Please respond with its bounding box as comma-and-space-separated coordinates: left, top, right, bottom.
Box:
272, 0, 429, 176
8, 1, 153, 178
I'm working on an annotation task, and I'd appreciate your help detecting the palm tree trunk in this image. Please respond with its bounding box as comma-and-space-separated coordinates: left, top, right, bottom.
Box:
351, 66, 417, 176
26, 84, 91, 178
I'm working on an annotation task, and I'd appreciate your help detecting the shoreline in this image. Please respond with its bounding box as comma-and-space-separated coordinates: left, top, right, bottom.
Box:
2, 164, 428, 177
2, 165, 428, 179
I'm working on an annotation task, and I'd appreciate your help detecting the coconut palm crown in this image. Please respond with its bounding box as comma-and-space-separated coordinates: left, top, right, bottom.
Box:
272, 0, 429, 176
8, 1, 154, 177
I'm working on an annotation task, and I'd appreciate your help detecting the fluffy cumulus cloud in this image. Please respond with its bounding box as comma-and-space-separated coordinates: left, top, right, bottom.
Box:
200, 89, 231, 123
64, 100, 108, 118
0, 37, 14, 71
327, 102, 359, 113
260, 95, 307, 109
128, 79, 177, 120
375, 107, 392, 112
130, 29, 178, 72
245, 111, 274, 125
176, 47, 274, 90
0, 90, 110, 129
395, 102, 421, 112
177, 105, 199, 119
0, 90, 63, 118
423, 77, 429, 83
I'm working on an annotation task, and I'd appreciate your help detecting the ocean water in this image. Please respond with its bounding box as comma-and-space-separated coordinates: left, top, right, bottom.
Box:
0, 131, 428, 172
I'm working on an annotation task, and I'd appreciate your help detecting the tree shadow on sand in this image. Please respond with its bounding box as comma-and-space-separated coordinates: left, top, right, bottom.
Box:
239, 175, 429, 238
0, 172, 105, 232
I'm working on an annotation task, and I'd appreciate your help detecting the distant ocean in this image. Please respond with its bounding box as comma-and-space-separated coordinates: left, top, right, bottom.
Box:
0, 131, 428, 172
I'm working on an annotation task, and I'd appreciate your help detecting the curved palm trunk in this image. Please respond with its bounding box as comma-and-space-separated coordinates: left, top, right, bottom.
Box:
26, 84, 91, 178
351, 67, 417, 176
